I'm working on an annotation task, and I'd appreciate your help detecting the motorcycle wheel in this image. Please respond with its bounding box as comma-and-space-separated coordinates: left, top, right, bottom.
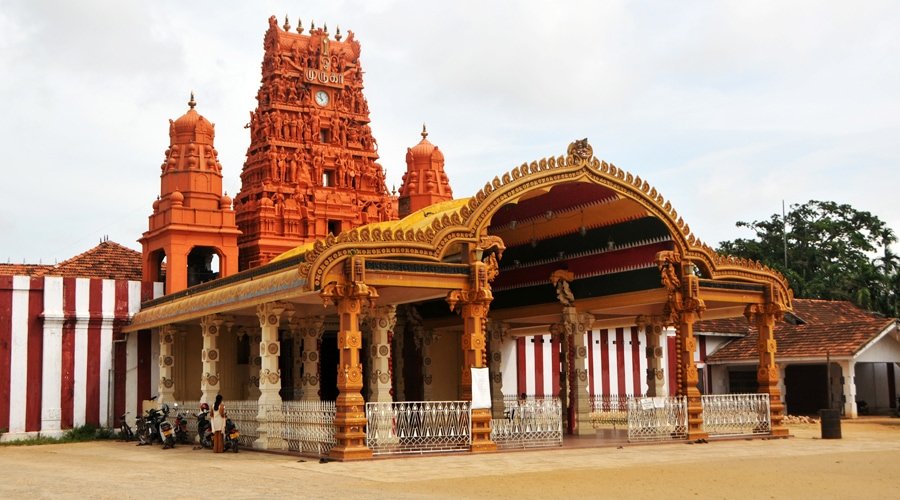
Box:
164, 436, 174, 449
231, 441, 239, 453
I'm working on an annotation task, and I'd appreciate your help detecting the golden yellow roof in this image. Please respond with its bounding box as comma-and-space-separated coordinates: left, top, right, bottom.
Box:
269, 197, 471, 263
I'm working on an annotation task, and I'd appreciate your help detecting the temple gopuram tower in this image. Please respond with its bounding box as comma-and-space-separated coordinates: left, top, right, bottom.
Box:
140, 94, 240, 293
235, 16, 395, 270
397, 126, 453, 218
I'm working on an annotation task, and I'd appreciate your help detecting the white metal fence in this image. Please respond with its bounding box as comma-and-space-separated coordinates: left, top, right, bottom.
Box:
227, 400, 260, 448
366, 401, 472, 455
626, 396, 688, 442
491, 397, 563, 449
701, 394, 771, 436
282, 400, 336, 456
590, 394, 634, 429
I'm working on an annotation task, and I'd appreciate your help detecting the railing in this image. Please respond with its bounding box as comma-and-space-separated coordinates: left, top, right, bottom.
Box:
366, 401, 472, 456
701, 394, 771, 436
626, 396, 687, 442
282, 400, 336, 456
590, 394, 634, 429
491, 398, 562, 449
227, 400, 260, 448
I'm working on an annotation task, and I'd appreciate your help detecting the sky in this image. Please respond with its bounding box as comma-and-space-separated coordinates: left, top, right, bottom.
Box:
1, 0, 898, 264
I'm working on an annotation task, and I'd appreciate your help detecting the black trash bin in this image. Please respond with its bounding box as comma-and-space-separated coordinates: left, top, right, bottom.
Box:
819, 409, 841, 439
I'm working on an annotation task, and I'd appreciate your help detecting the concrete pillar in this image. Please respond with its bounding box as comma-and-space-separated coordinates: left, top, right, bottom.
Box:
840, 360, 858, 418
487, 320, 508, 419
253, 301, 287, 450
640, 315, 667, 397
366, 305, 396, 403
157, 325, 177, 405
199, 315, 223, 405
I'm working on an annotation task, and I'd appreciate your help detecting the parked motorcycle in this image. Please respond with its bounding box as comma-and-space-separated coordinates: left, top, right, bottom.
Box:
224, 417, 240, 453
195, 403, 213, 449
119, 411, 134, 441
173, 404, 190, 445
157, 404, 176, 449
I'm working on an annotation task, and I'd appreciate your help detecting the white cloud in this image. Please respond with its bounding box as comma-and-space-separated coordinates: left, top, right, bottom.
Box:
1, 0, 898, 263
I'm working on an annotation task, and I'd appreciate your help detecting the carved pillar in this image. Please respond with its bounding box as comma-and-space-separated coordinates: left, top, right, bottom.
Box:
447, 262, 497, 453
366, 305, 396, 403
487, 320, 508, 419
247, 327, 262, 400
157, 325, 177, 405
321, 275, 377, 461
658, 252, 707, 440
253, 301, 287, 450
393, 312, 407, 402
746, 304, 789, 436
200, 315, 224, 405
677, 307, 707, 440
639, 315, 667, 397
564, 309, 594, 435
296, 316, 324, 401
420, 328, 438, 401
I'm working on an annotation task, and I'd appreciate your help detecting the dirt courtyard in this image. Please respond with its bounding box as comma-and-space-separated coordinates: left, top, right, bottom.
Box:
1, 418, 898, 499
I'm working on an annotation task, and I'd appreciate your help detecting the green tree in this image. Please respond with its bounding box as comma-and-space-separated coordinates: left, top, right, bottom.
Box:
718, 200, 898, 316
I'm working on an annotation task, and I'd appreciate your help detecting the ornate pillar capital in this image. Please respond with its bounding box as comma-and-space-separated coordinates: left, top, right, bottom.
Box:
256, 301, 290, 328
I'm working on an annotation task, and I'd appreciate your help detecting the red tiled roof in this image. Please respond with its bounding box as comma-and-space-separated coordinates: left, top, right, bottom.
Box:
0, 263, 54, 276
705, 299, 896, 362
0, 241, 143, 281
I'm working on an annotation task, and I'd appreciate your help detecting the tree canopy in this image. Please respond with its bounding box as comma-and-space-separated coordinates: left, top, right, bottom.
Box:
718, 200, 898, 317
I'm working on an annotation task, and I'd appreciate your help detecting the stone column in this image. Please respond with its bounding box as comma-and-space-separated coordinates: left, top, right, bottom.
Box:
564, 309, 594, 435
487, 320, 508, 419
639, 315, 667, 397
839, 360, 858, 418
157, 325, 177, 405
253, 302, 287, 450
247, 327, 262, 400
200, 315, 224, 405
746, 304, 789, 436
447, 281, 497, 453
366, 305, 396, 403
321, 279, 377, 461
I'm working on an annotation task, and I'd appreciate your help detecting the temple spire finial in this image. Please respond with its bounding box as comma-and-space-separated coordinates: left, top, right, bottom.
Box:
421, 123, 428, 140
188, 91, 196, 109
297, 18, 304, 34
283, 15, 291, 31
335, 26, 342, 41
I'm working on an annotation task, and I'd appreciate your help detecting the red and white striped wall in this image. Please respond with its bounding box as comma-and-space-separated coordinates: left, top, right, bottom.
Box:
503, 326, 729, 398
0, 276, 161, 440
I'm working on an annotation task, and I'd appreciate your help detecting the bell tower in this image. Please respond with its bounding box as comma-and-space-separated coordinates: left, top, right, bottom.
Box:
397, 125, 453, 218
139, 94, 241, 294
235, 16, 395, 270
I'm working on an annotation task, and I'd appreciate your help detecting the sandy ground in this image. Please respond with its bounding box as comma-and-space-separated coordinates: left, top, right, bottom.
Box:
1, 418, 898, 499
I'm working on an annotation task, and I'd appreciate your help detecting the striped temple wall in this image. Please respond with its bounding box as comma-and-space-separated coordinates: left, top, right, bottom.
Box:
504, 327, 730, 399
0, 275, 162, 440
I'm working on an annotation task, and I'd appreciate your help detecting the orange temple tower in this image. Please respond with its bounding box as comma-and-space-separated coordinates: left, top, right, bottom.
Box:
140, 94, 240, 293
235, 16, 395, 270
397, 125, 453, 218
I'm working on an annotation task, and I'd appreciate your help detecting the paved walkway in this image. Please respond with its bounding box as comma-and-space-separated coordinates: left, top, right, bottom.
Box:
1, 419, 898, 499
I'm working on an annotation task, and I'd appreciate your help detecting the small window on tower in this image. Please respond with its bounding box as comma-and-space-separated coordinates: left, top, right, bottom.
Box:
320, 128, 331, 144
328, 220, 342, 236
324, 170, 335, 187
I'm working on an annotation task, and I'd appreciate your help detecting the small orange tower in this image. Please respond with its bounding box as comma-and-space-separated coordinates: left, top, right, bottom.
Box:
397, 125, 453, 218
139, 94, 241, 294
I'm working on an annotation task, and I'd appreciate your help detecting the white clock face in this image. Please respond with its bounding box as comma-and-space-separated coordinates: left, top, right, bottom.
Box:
315, 90, 329, 106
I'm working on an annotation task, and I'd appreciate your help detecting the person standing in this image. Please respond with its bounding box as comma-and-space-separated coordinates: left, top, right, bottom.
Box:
211, 395, 226, 453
